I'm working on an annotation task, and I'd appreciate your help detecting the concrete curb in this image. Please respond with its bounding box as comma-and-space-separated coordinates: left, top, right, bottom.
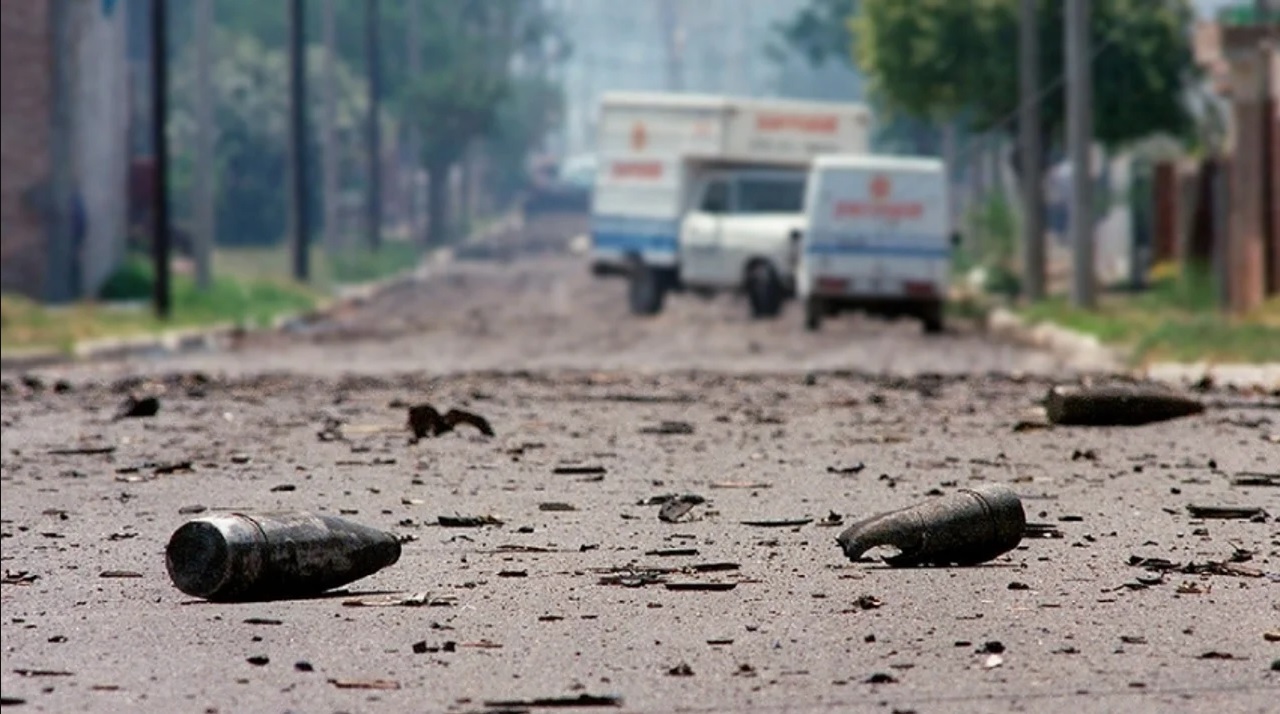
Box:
988, 307, 1280, 390
0, 214, 523, 373
987, 307, 1125, 373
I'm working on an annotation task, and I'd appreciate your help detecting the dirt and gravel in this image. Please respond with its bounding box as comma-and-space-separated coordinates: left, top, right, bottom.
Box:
2, 248, 1277, 713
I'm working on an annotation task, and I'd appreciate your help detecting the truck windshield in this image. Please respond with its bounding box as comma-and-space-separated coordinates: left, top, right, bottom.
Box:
735, 177, 806, 214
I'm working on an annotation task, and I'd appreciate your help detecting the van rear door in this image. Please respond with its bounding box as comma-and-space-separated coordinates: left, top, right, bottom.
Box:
804, 159, 949, 300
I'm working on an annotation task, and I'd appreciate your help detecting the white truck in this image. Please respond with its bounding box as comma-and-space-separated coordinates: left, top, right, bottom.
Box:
588, 92, 872, 317
796, 154, 955, 334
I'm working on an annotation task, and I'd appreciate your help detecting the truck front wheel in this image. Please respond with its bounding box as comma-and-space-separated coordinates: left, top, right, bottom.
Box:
747, 262, 784, 319
628, 263, 667, 316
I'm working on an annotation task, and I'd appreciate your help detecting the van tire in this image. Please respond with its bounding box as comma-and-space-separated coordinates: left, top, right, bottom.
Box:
920, 302, 945, 335
804, 297, 824, 332
747, 262, 784, 319
628, 263, 666, 316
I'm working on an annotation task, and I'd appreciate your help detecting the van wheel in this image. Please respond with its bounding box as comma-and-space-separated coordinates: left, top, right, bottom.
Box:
628, 263, 666, 316
804, 297, 824, 332
747, 262, 784, 319
921, 302, 945, 335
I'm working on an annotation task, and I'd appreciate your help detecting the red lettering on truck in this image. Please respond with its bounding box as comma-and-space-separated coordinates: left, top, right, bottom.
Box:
755, 114, 839, 134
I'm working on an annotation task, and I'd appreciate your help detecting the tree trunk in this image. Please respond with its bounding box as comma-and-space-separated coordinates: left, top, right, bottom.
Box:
427, 161, 450, 247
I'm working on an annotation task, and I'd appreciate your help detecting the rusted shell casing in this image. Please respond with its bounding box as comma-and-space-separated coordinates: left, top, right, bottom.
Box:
1045, 384, 1205, 426
836, 484, 1026, 567
165, 512, 401, 602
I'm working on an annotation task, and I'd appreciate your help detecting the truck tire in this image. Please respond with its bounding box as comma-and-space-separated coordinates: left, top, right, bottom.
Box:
920, 302, 945, 335
747, 262, 784, 319
628, 263, 666, 316
804, 297, 824, 332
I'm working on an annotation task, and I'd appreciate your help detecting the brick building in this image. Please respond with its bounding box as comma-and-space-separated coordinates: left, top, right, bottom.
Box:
1, 0, 130, 301
0, 0, 53, 298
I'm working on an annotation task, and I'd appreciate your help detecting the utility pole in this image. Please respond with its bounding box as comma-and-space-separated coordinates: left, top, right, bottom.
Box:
1066, 0, 1095, 308
151, 0, 172, 318
288, 0, 310, 281
193, 0, 214, 290
659, 0, 684, 92
321, 0, 339, 254
46, 0, 76, 303
406, 0, 422, 245
1018, 0, 1045, 301
366, 0, 382, 251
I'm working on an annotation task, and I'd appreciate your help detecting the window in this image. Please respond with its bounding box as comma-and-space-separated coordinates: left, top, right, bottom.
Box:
735, 177, 806, 214
700, 180, 730, 213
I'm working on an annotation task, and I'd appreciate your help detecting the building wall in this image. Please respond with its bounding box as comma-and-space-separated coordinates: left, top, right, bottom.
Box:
0, 0, 52, 298
72, 0, 130, 296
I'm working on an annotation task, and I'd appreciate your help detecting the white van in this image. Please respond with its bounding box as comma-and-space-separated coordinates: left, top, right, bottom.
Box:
589, 92, 871, 318
797, 154, 954, 333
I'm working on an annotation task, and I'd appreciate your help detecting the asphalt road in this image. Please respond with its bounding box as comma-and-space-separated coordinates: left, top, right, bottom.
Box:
2, 250, 1277, 714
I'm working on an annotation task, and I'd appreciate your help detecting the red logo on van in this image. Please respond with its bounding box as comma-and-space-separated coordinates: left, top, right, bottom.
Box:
630, 123, 648, 151
870, 174, 891, 200
833, 174, 923, 220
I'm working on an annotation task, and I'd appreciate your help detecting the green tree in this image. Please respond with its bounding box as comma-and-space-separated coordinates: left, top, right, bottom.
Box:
851, 0, 1199, 153
168, 30, 376, 247
404, 0, 564, 245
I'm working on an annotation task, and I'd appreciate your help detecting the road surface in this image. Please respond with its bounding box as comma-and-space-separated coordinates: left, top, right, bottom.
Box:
2, 249, 1277, 714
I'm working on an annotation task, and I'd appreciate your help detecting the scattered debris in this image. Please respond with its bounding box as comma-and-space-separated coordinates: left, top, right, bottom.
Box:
481, 694, 622, 709
552, 465, 607, 476
165, 512, 402, 602
1198, 651, 1237, 660
639, 420, 695, 435
667, 662, 695, 677
1044, 384, 1204, 426
2, 570, 39, 585
664, 581, 737, 592
837, 485, 1026, 566
328, 678, 401, 690
827, 462, 866, 475
439, 514, 504, 527
538, 502, 578, 512
1127, 554, 1263, 578
817, 511, 844, 527
1012, 420, 1051, 433
47, 445, 116, 456
709, 481, 772, 489
342, 592, 457, 607
1186, 504, 1268, 520
1023, 523, 1064, 539
645, 548, 698, 557
741, 518, 813, 528
658, 494, 706, 523
408, 404, 495, 441
854, 595, 883, 610
1231, 472, 1280, 487
115, 395, 160, 420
